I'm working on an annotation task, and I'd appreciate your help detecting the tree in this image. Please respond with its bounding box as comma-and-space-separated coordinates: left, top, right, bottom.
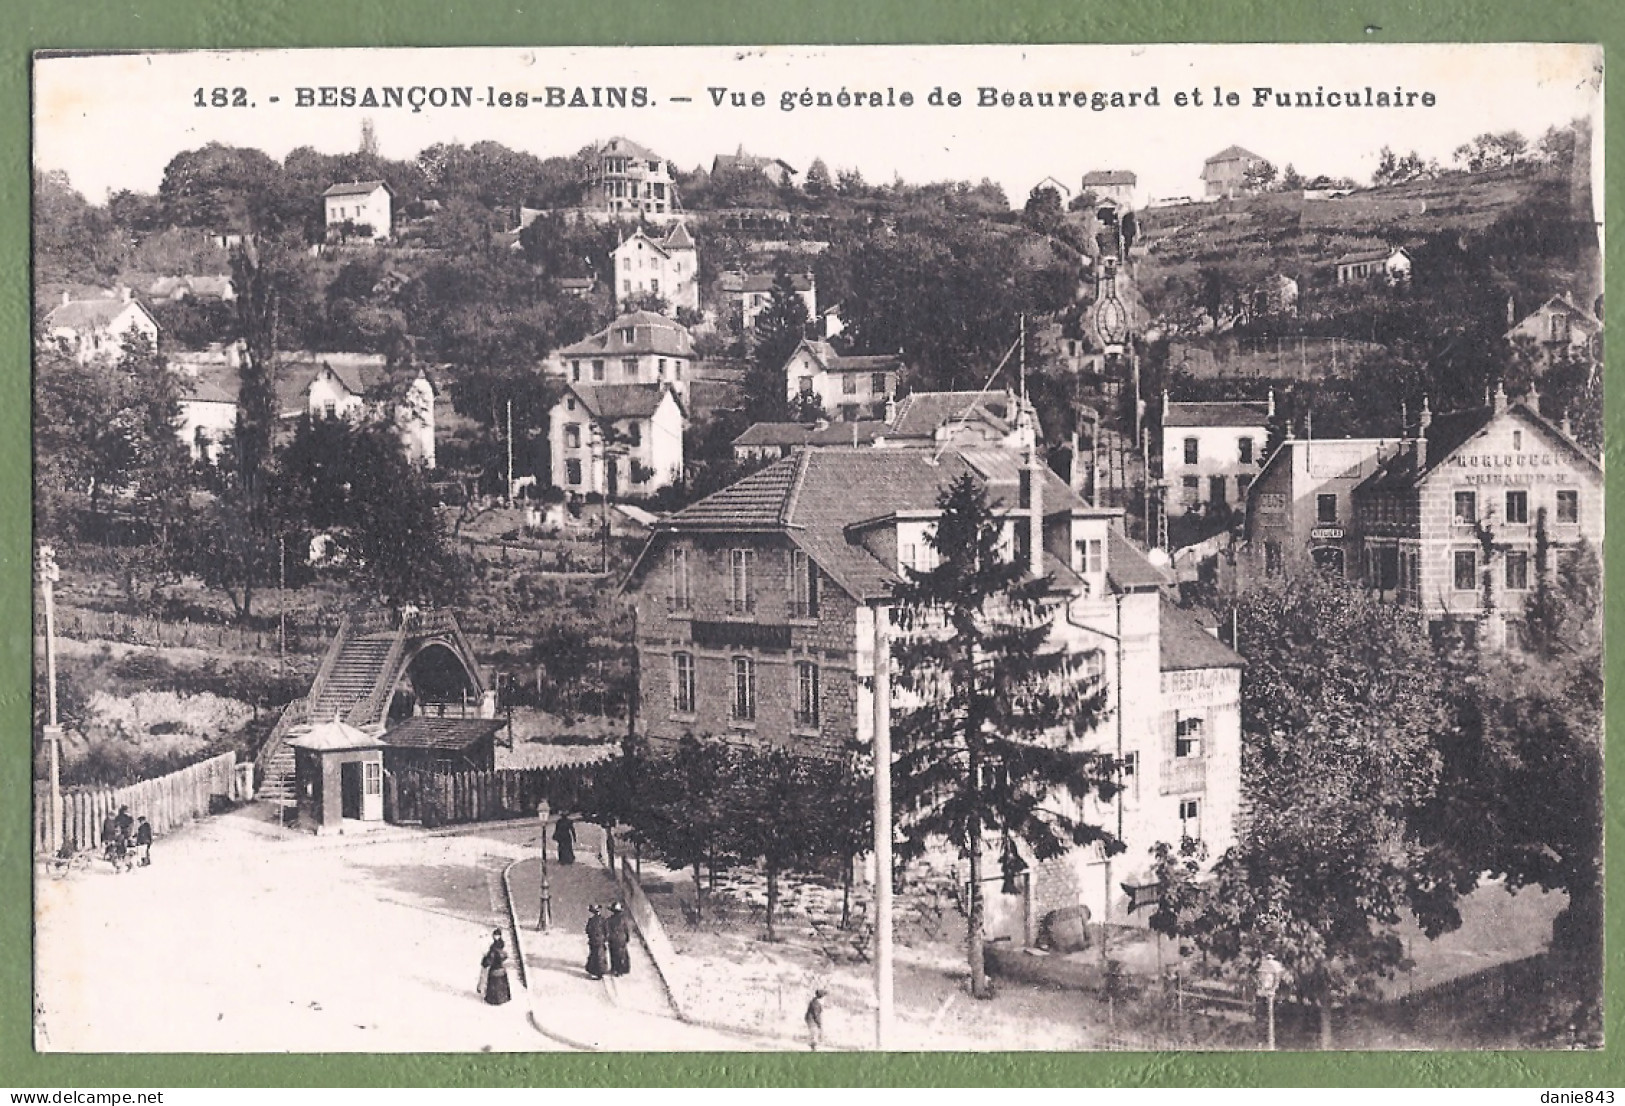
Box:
1241, 160, 1278, 194
804, 157, 833, 200
1152, 572, 1453, 1047
1278, 163, 1305, 192
741, 270, 811, 423
890, 474, 1117, 999
1022, 185, 1064, 236
1453, 131, 1528, 172
631, 735, 740, 920
726, 745, 847, 941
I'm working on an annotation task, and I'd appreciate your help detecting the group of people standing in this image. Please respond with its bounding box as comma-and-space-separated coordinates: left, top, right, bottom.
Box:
100, 806, 153, 873
584, 902, 631, 980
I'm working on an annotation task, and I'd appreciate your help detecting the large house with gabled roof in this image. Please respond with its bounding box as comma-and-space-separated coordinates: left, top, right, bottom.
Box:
589, 137, 679, 223
549, 381, 686, 497
549, 310, 695, 406
323, 180, 393, 242
1161, 392, 1272, 516
612, 223, 699, 313
782, 339, 905, 422
1200, 145, 1267, 200
618, 425, 1244, 930
41, 288, 160, 364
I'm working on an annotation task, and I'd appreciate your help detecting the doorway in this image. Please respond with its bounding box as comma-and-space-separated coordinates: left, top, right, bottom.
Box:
341, 761, 363, 820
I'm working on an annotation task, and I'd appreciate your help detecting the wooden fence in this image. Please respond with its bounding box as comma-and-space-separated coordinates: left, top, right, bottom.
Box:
51, 608, 333, 656
389, 763, 604, 827
34, 751, 241, 856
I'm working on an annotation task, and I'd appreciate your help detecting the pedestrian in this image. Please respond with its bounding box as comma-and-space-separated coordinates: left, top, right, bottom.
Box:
480, 929, 512, 1005
113, 806, 135, 873
101, 813, 119, 865
805, 988, 827, 1051
585, 904, 607, 980
553, 813, 576, 865
606, 902, 631, 977
135, 817, 153, 867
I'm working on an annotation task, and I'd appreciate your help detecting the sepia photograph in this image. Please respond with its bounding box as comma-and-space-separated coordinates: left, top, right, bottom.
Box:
29, 43, 1604, 1054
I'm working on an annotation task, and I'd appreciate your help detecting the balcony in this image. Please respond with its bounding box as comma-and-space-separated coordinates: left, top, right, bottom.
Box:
787, 599, 818, 621
666, 595, 694, 615
726, 596, 757, 617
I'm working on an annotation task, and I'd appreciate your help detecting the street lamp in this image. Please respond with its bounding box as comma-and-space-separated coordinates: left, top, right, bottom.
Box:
1256, 955, 1285, 1051
536, 798, 553, 932
38, 546, 63, 857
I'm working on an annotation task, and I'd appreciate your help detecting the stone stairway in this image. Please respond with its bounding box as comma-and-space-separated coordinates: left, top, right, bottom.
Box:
310, 634, 397, 721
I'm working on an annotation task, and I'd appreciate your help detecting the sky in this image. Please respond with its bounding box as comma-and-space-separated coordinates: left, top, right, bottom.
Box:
34, 44, 1603, 210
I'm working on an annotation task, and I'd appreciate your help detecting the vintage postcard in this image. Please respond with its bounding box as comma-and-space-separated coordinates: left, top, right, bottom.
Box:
30, 43, 1603, 1054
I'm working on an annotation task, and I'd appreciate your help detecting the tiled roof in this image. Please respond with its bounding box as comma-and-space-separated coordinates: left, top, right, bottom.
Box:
1108, 530, 1171, 592
664, 453, 805, 529
1508, 294, 1601, 335
722, 272, 813, 294
381, 717, 506, 751
43, 297, 147, 331
181, 367, 241, 405
1159, 597, 1244, 671
324, 180, 390, 198
570, 383, 672, 420
1163, 401, 1269, 429
790, 339, 904, 377
1205, 145, 1262, 164
557, 311, 694, 359
889, 391, 1016, 438
733, 420, 888, 448
601, 137, 661, 164
1081, 170, 1137, 187
1334, 246, 1403, 266
714, 153, 795, 174
282, 352, 394, 403
662, 223, 696, 250
1356, 401, 1600, 493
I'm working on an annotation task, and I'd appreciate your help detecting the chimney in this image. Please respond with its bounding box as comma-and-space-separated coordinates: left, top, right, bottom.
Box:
60, 290, 71, 307
884, 395, 898, 425
1027, 439, 1045, 579
119, 285, 131, 302
1492, 381, 1508, 415
1267, 387, 1276, 419
1162, 387, 1170, 422
1526, 382, 1541, 415
1561, 411, 1574, 437
1416, 396, 1432, 469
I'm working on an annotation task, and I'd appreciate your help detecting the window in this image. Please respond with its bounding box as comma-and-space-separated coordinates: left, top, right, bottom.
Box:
731, 656, 756, 722
626, 421, 642, 447
565, 424, 581, 449
364, 761, 382, 796
564, 459, 582, 485
798, 376, 814, 395
842, 374, 858, 395
795, 661, 821, 728
1236, 474, 1253, 500
323, 401, 337, 420
1175, 716, 1204, 758
668, 546, 691, 611
671, 652, 696, 713
1453, 549, 1477, 591
1209, 475, 1227, 506
1265, 541, 1284, 578
1556, 489, 1579, 524
1505, 550, 1529, 591
1120, 751, 1139, 802
571, 360, 582, 382
1183, 437, 1199, 465
1512, 430, 1523, 452
1238, 437, 1255, 464
1453, 491, 1476, 524
1317, 493, 1338, 524
592, 360, 606, 382
623, 279, 631, 294
658, 357, 667, 377
1505, 490, 1528, 524
618, 327, 635, 342
788, 550, 819, 618
1077, 538, 1103, 575
1178, 798, 1201, 838
619, 357, 636, 380
871, 372, 887, 395
651, 279, 660, 295
729, 549, 755, 614
1181, 476, 1200, 506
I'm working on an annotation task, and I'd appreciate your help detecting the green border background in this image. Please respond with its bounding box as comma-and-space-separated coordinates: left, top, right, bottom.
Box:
3, 0, 1620, 1088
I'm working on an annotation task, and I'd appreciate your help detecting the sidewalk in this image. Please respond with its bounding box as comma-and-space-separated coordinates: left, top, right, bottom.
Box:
503, 823, 791, 1051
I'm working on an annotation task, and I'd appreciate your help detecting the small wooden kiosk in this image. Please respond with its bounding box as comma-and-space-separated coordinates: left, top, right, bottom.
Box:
288, 715, 385, 834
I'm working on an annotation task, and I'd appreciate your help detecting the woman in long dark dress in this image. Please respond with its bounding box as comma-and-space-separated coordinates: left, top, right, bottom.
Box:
481, 930, 512, 1005
606, 903, 631, 977
585, 904, 607, 980
553, 814, 576, 865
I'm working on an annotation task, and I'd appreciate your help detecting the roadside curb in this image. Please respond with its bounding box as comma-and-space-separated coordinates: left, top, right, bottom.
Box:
501, 854, 599, 1052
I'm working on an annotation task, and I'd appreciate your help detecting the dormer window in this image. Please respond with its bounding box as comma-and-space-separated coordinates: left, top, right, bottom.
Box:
1076, 538, 1103, 575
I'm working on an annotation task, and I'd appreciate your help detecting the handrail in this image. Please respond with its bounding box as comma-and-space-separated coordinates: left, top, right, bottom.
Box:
345, 619, 409, 731
254, 694, 310, 782
304, 611, 354, 714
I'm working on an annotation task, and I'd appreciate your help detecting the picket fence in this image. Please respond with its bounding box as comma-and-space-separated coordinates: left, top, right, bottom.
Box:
34, 751, 241, 856
391, 763, 602, 827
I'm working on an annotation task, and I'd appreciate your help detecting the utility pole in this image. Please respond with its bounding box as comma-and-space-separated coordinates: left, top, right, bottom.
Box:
871, 601, 894, 1049
505, 399, 514, 508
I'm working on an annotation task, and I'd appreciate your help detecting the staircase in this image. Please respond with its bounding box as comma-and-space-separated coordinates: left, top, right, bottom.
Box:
311, 634, 397, 721
255, 612, 405, 804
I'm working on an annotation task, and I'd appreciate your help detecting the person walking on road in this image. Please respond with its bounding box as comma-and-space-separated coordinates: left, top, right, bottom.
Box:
113, 806, 136, 873
135, 817, 153, 867
585, 904, 607, 980
606, 902, 631, 977
480, 929, 512, 1005
805, 988, 827, 1051
553, 813, 577, 865
101, 813, 119, 865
